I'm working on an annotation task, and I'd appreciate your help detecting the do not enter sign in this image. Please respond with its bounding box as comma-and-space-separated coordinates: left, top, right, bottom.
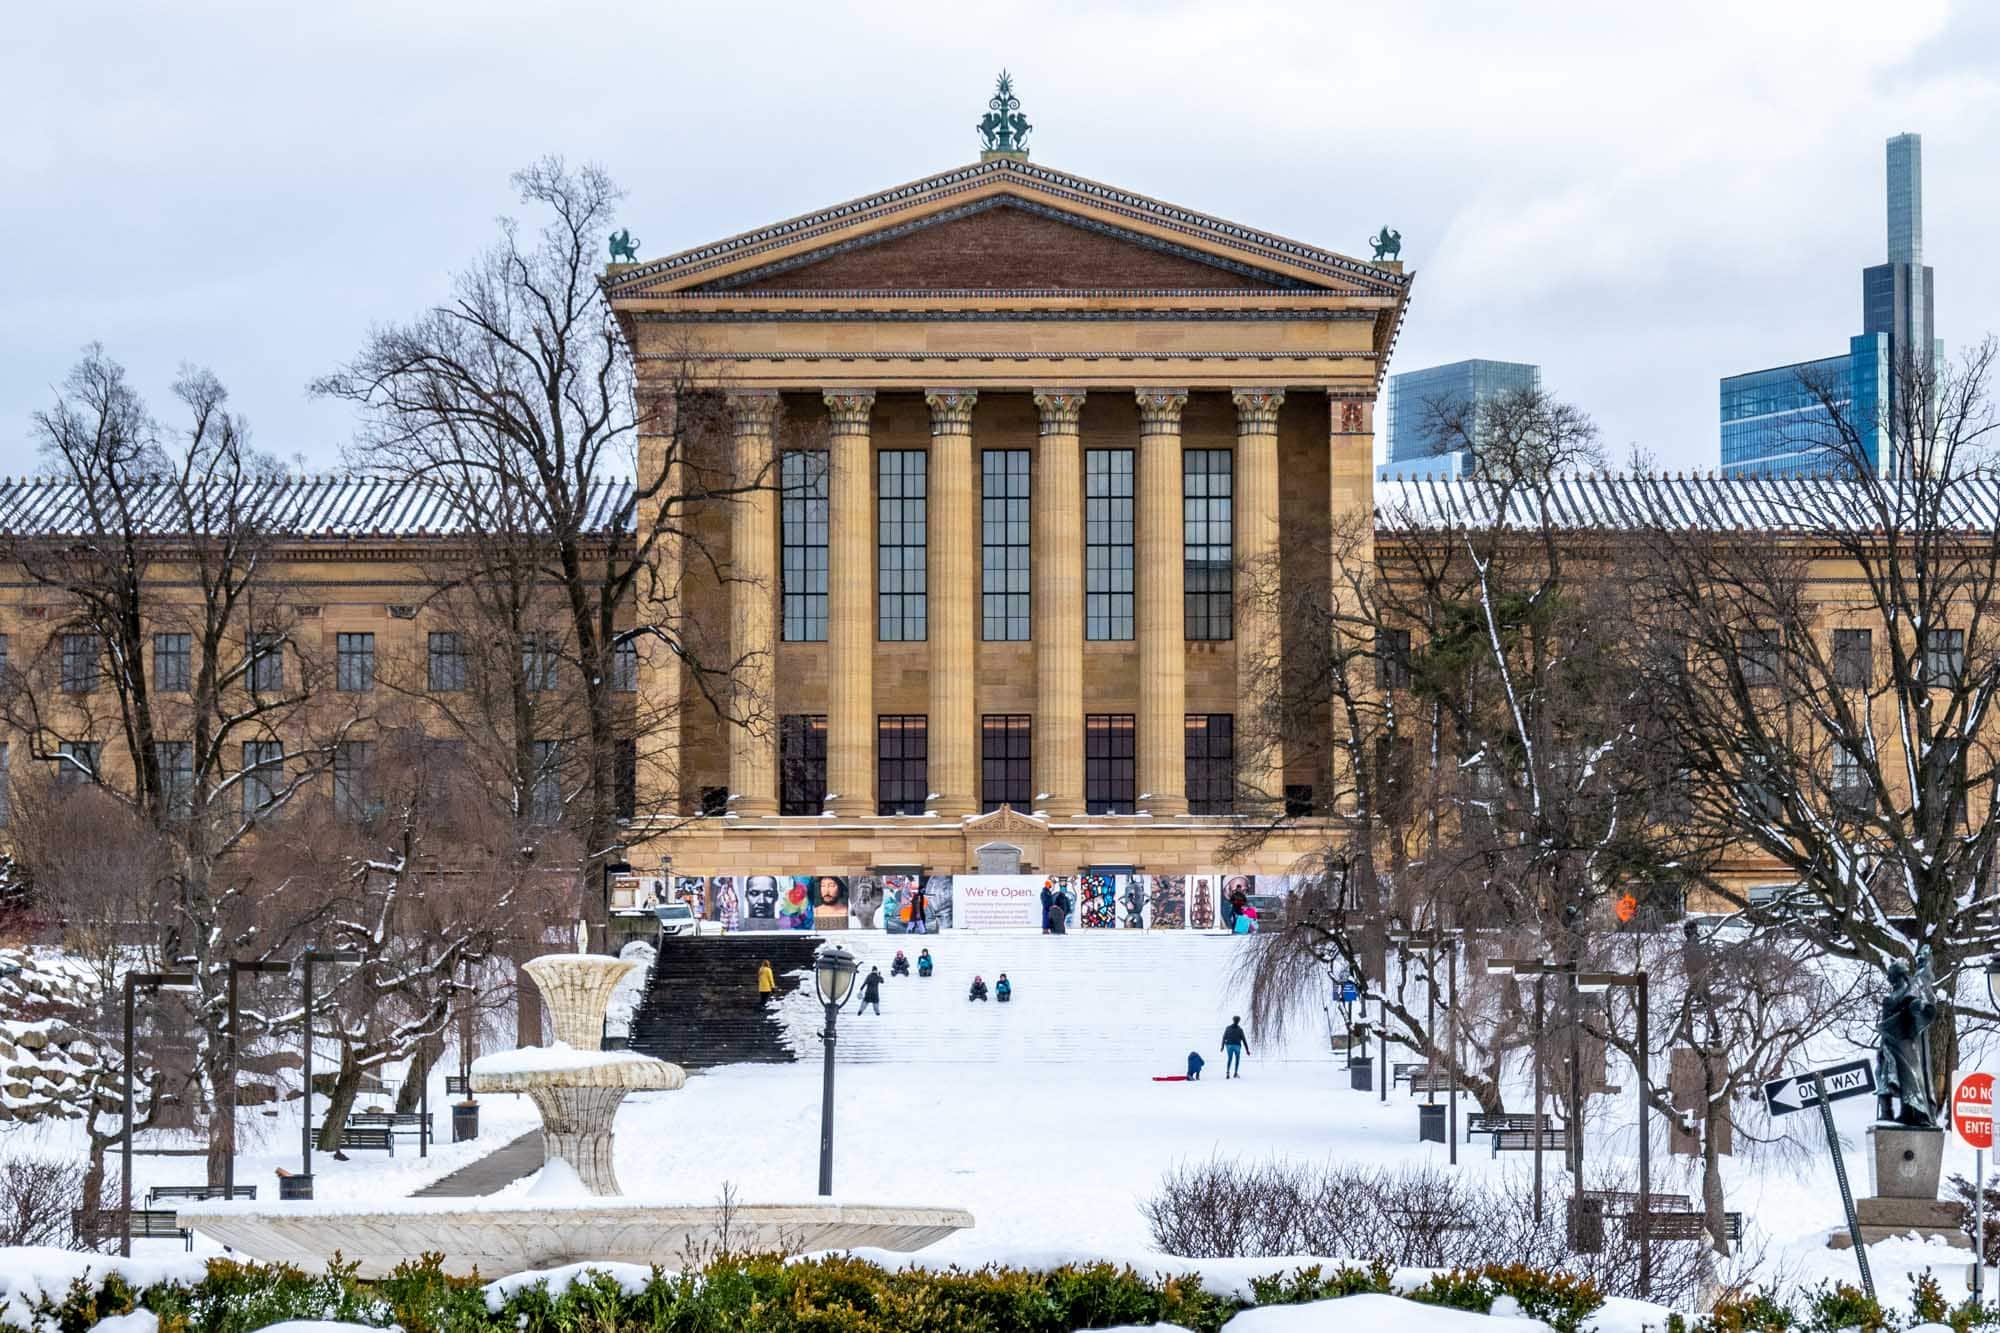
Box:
1953, 1071, 1995, 1151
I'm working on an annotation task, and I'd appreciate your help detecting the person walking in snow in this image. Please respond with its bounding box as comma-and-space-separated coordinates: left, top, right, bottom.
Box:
995, 973, 1012, 1003
917, 948, 934, 978
1220, 1016, 1250, 1078
968, 975, 989, 1002
1040, 883, 1056, 934
1050, 886, 1071, 935
858, 965, 884, 1015
1186, 1050, 1205, 1081
907, 882, 930, 934
891, 950, 911, 977
756, 959, 775, 1003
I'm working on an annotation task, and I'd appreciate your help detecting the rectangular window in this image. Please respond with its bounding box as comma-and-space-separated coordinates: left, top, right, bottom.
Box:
877, 715, 928, 816
428, 632, 467, 691
1376, 628, 1413, 689
781, 450, 829, 642
1183, 450, 1233, 641
982, 450, 1031, 641
615, 739, 637, 821
779, 715, 828, 816
334, 741, 381, 823
1831, 744, 1867, 812
1739, 627, 1779, 687
1085, 449, 1134, 641
1921, 628, 1964, 688
981, 714, 1032, 812
421, 737, 464, 806
154, 741, 193, 819
528, 740, 561, 824
61, 633, 99, 694
1085, 713, 1136, 814
1185, 713, 1235, 814
878, 451, 928, 641
1832, 628, 1872, 689
336, 633, 376, 693
153, 634, 191, 693
56, 741, 100, 788
612, 639, 638, 692
248, 632, 284, 691
242, 740, 283, 817
521, 633, 558, 692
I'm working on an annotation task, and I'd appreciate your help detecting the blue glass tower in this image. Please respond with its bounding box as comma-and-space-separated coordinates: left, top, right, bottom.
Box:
1378, 359, 1542, 480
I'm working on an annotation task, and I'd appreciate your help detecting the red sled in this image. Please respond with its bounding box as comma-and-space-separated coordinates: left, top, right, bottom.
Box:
1151, 1075, 1190, 1082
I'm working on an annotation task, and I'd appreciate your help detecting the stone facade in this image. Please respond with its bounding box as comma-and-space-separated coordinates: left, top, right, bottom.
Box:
607, 155, 1412, 878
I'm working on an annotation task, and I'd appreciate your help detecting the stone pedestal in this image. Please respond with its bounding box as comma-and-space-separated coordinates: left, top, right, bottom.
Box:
1828, 1126, 1967, 1248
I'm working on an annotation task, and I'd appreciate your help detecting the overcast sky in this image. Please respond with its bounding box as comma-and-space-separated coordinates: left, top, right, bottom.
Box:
5, 0, 1996, 475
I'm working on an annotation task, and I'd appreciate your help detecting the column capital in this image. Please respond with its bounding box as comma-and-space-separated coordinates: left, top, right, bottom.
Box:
1134, 388, 1190, 431
727, 390, 781, 430
1032, 389, 1088, 434
1231, 388, 1287, 431
1328, 392, 1374, 435
822, 390, 877, 430
924, 388, 979, 434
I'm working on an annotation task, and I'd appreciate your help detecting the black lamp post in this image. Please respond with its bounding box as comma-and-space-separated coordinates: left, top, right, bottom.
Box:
813, 945, 859, 1197
1579, 969, 1651, 1297
121, 969, 194, 1256
1486, 958, 1556, 1224
1388, 926, 1467, 1165
296, 949, 362, 1200
225, 959, 292, 1200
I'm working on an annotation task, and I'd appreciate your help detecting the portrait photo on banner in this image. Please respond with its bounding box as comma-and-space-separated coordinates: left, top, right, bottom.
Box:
739, 873, 784, 931
708, 875, 741, 931
850, 875, 888, 930
802, 875, 848, 929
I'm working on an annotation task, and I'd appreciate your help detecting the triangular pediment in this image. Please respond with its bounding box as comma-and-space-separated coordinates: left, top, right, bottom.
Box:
607, 158, 1406, 300
962, 804, 1048, 836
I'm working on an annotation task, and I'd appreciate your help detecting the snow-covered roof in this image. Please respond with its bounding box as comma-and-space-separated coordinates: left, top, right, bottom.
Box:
0, 475, 635, 539
1377, 474, 2000, 533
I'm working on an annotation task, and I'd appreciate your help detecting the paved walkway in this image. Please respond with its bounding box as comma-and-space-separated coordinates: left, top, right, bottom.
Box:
410, 1130, 544, 1197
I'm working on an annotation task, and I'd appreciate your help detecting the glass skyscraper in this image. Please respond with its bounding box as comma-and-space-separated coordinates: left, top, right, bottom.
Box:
1378, 359, 1542, 480
1721, 134, 1938, 478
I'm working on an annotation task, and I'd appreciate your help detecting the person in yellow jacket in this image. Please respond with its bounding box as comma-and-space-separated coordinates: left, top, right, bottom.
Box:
757, 959, 775, 1002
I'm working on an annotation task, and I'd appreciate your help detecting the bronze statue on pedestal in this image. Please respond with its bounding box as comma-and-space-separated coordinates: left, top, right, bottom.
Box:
1875, 948, 1940, 1127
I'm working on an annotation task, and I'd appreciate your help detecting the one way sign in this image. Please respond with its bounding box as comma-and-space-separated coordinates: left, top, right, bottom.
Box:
1764, 1059, 1876, 1117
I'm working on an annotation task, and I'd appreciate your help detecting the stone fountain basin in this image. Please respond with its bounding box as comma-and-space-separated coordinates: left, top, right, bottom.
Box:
468, 1044, 685, 1094
178, 1196, 976, 1278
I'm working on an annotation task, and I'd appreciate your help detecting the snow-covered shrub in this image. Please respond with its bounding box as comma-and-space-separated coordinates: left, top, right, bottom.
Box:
0, 1156, 90, 1248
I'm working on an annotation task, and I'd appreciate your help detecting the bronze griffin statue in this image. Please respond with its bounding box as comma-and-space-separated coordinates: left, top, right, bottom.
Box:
608, 229, 640, 263
1370, 227, 1402, 262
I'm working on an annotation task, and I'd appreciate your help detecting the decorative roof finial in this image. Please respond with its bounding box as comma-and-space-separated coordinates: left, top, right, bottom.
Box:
977, 70, 1032, 158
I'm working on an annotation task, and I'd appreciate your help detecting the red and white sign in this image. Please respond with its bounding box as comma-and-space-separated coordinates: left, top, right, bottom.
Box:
1952, 1070, 1995, 1151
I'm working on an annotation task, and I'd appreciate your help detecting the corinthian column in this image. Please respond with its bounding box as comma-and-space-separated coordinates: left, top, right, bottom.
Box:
639, 388, 684, 814
926, 389, 978, 818
1233, 389, 1285, 815
1032, 390, 1086, 817
1136, 388, 1190, 818
726, 391, 780, 817
824, 390, 877, 817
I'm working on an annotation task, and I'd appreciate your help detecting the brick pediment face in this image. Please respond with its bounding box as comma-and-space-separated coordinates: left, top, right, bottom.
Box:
714, 201, 1294, 293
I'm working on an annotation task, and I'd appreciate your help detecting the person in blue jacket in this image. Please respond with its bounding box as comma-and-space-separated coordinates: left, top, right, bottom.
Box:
1186, 1050, 1205, 1081
917, 948, 934, 978
995, 973, 1012, 1002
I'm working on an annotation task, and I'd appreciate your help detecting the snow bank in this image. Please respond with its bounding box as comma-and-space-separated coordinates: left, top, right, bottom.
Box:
1221, 1293, 1550, 1330
85, 1313, 156, 1333
483, 1261, 668, 1310
0, 1248, 206, 1331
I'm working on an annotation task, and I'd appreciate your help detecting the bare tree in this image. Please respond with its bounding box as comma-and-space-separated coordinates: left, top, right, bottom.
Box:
314, 158, 771, 943
2, 346, 358, 1186
1631, 339, 2000, 1089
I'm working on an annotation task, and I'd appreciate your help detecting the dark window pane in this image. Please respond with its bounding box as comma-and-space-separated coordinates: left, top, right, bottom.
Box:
1183, 450, 1233, 641
1832, 628, 1872, 689
153, 634, 191, 693
1376, 628, 1413, 689
243, 740, 283, 817
981, 713, 1032, 811
1185, 713, 1235, 814
1085, 713, 1136, 814
878, 451, 928, 641
336, 633, 376, 693
334, 740, 382, 823
1086, 450, 1134, 641
877, 715, 929, 815
982, 450, 1031, 641
428, 632, 466, 691
612, 639, 638, 692
782, 450, 829, 642
61, 633, 100, 694
780, 714, 828, 815
248, 632, 284, 692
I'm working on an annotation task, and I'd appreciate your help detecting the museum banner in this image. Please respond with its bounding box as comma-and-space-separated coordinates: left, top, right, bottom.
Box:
953, 875, 1046, 930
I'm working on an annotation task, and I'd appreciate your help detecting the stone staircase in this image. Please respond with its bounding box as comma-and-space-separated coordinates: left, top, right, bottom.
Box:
627, 935, 823, 1069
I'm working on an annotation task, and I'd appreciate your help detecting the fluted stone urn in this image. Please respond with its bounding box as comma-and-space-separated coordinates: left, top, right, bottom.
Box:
467, 953, 684, 1195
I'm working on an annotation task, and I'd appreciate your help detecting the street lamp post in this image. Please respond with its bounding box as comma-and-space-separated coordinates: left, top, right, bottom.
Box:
225, 960, 292, 1200
121, 970, 194, 1256
1579, 969, 1651, 1295
297, 950, 362, 1200
813, 946, 859, 1197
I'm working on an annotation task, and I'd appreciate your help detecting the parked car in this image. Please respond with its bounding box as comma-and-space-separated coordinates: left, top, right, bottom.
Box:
653, 901, 699, 939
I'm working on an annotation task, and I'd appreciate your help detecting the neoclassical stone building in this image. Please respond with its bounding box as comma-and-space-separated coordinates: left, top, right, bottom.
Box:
607, 145, 1411, 877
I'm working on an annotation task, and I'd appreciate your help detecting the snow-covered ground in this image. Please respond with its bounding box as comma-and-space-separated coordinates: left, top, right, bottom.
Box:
3, 930, 1990, 1320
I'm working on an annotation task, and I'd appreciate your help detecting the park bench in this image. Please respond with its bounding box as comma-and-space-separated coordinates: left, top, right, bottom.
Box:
75, 1208, 192, 1249
1408, 1072, 1455, 1096
349, 1110, 432, 1143
146, 1184, 256, 1205
1627, 1209, 1743, 1242
1578, 1188, 1692, 1214
445, 1075, 469, 1096
315, 1124, 395, 1154
1391, 1062, 1432, 1088
1489, 1126, 1568, 1156
1464, 1112, 1549, 1141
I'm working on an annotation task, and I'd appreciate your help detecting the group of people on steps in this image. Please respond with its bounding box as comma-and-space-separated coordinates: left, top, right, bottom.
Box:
755, 948, 1011, 1013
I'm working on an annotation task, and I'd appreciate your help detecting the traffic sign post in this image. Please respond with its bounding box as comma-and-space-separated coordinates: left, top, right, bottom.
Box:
1766, 1060, 1877, 1299
1952, 1071, 1995, 1305
1811, 1070, 1874, 1300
